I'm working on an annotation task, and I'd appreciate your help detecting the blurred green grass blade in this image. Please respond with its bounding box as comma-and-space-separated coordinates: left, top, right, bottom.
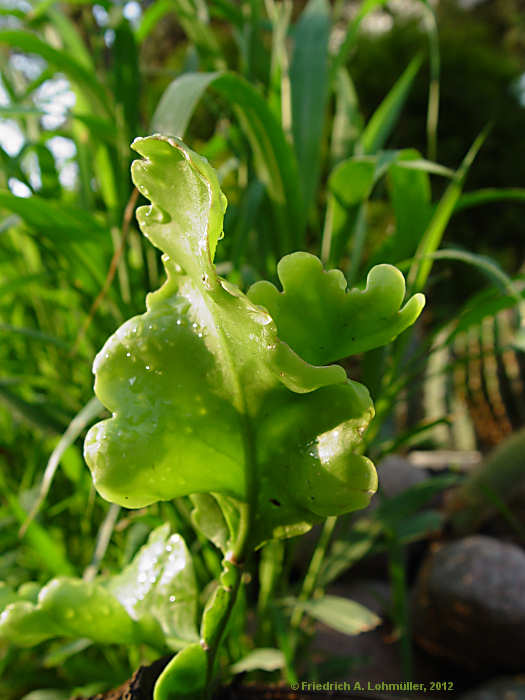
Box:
387, 538, 411, 677
455, 187, 525, 212
113, 19, 140, 138
292, 595, 380, 636
451, 285, 525, 340
0, 471, 75, 577
319, 518, 383, 585
152, 71, 305, 249
419, 0, 440, 161
331, 0, 390, 77
321, 158, 375, 265
137, 0, 220, 62
230, 179, 265, 267
377, 417, 451, 458
136, 0, 173, 42
70, 113, 119, 145
422, 248, 525, 335
370, 149, 432, 267
289, 0, 330, 208
408, 127, 489, 293
396, 510, 444, 543
0, 191, 107, 240
208, 0, 244, 25
20, 398, 103, 537
0, 30, 110, 114
44, 6, 94, 70
377, 475, 459, 524
151, 71, 221, 137
0, 273, 48, 298
0, 325, 69, 349
396, 159, 454, 178
358, 55, 423, 156
0, 105, 46, 117
0, 7, 25, 19
429, 249, 522, 299
330, 67, 363, 165
0, 386, 64, 434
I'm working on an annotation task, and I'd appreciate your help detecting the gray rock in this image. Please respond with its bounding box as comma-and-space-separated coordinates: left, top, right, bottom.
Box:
413, 535, 525, 672
459, 675, 525, 699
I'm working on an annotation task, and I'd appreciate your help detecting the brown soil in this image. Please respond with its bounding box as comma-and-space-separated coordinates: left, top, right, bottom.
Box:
70, 657, 384, 700
70, 655, 172, 700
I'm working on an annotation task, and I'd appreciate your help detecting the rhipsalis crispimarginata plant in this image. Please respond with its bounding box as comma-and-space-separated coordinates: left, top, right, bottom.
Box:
0, 136, 424, 699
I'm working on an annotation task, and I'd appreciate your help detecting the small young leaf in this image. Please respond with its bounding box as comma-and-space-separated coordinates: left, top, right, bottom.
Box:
248, 253, 425, 365
190, 494, 230, 552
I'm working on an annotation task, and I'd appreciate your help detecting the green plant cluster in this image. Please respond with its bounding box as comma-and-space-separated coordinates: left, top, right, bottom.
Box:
1, 0, 525, 697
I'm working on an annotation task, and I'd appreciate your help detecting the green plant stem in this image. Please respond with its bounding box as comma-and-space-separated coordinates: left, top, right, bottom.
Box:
204, 561, 244, 692
387, 533, 412, 680
289, 515, 337, 661
256, 539, 284, 646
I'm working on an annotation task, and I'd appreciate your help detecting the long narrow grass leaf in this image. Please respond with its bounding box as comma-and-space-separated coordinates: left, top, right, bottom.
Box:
359, 55, 423, 155
19, 397, 103, 537
408, 127, 489, 292
290, 0, 330, 207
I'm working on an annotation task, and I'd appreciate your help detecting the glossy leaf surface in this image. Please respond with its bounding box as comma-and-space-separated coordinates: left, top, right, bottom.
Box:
84, 136, 424, 545
0, 525, 196, 650
248, 254, 425, 365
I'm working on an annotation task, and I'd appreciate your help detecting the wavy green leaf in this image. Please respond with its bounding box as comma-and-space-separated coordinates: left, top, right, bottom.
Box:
248, 254, 425, 364
84, 135, 384, 546
150, 71, 305, 250
0, 525, 196, 650
0, 578, 137, 647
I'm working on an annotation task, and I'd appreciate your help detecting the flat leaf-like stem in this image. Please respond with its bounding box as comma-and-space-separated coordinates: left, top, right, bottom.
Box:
248, 253, 425, 365
0, 525, 197, 650
84, 135, 380, 547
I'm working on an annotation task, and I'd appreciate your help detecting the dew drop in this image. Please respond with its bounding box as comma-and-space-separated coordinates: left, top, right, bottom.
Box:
169, 595, 176, 603
129, 376, 136, 386
192, 322, 198, 329
176, 319, 182, 326
146, 205, 171, 223
126, 352, 131, 357
166, 545, 173, 552
145, 365, 151, 370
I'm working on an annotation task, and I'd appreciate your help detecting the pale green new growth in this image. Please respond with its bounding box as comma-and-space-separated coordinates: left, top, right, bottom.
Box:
0, 525, 197, 649
248, 254, 425, 365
